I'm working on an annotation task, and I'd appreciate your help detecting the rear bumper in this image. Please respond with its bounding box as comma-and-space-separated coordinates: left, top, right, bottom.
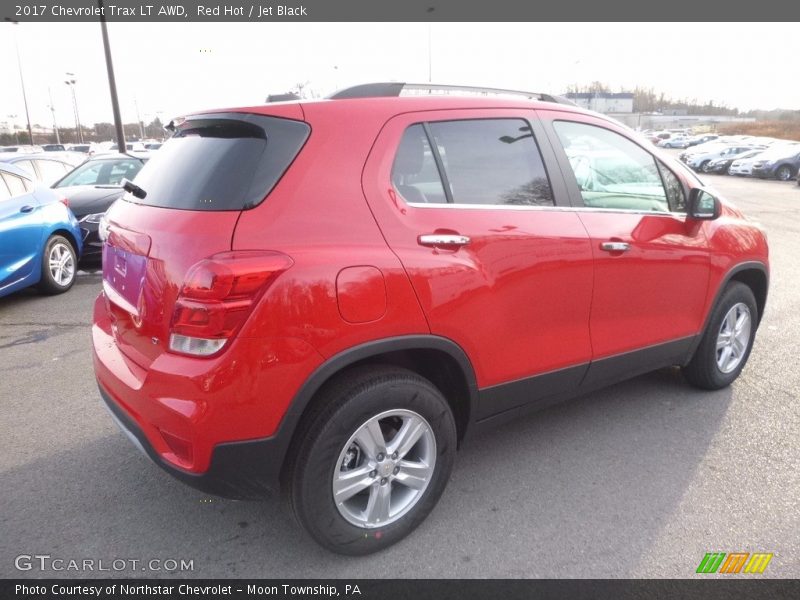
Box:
99, 382, 282, 499
92, 292, 325, 498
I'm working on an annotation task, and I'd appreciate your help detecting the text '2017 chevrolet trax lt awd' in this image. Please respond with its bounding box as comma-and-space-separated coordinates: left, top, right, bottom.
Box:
93, 83, 769, 555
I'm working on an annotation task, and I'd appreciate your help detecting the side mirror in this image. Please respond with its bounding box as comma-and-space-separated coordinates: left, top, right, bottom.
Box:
688, 188, 721, 220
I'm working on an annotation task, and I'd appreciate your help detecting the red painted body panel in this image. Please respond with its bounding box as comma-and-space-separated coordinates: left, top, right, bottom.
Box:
700, 205, 770, 320
361, 109, 594, 387
93, 293, 324, 472
336, 266, 387, 324
576, 211, 710, 357
92, 94, 769, 479
101, 203, 240, 368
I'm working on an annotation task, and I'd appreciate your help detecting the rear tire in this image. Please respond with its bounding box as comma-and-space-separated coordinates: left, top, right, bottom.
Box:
285, 366, 457, 555
37, 235, 77, 295
683, 282, 758, 390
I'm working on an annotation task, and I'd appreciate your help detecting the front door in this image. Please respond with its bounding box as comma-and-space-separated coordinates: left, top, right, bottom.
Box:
540, 112, 711, 373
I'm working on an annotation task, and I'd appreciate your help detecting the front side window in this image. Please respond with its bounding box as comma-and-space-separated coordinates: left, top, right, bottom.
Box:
656, 162, 686, 212
554, 121, 671, 213
391, 119, 554, 207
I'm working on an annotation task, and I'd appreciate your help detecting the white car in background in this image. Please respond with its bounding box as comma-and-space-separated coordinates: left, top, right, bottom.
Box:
658, 135, 691, 148
729, 152, 765, 176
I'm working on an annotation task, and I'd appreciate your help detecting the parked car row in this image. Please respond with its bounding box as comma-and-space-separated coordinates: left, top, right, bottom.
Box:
672, 136, 800, 181
0, 148, 152, 299
1, 139, 163, 158
0, 152, 85, 185
652, 132, 720, 149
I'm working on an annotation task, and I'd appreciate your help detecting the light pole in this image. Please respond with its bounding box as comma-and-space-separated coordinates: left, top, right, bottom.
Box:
65, 73, 84, 143
48, 87, 61, 145
4, 18, 34, 145
97, 0, 126, 154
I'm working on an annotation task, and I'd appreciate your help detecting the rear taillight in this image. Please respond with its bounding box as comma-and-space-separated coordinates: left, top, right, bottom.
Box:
59, 198, 69, 208
169, 251, 293, 357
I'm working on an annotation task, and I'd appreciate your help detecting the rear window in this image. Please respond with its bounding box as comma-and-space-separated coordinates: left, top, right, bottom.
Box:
126, 113, 310, 211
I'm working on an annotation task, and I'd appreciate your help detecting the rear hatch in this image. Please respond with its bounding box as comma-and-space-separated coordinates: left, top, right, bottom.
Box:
101, 111, 310, 368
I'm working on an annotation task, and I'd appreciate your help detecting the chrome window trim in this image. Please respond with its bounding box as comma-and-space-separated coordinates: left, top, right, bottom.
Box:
401, 198, 687, 218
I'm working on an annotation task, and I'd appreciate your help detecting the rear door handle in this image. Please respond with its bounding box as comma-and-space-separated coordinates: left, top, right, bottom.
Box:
418, 234, 471, 247
20, 205, 34, 213
600, 241, 630, 252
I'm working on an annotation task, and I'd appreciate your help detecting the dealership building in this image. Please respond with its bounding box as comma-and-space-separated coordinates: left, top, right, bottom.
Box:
564, 92, 634, 113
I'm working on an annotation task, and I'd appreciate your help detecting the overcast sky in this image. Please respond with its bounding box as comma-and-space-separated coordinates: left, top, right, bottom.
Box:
0, 22, 797, 130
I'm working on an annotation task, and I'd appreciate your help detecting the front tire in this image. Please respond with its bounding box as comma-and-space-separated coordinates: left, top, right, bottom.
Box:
37, 235, 77, 295
683, 282, 758, 390
775, 165, 793, 181
286, 366, 457, 555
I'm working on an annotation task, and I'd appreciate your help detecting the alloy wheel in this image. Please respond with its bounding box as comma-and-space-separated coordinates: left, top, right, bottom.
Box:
49, 242, 75, 287
332, 409, 436, 528
716, 302, 752, 374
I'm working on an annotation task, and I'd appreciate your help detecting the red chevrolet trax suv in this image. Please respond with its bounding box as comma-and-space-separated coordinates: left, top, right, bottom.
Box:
93, 83, 769, 555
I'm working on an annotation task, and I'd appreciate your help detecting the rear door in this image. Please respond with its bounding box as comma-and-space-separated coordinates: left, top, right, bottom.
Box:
362, 109, 594, 419
539, 111, 711, 383
0, 171, 42, 290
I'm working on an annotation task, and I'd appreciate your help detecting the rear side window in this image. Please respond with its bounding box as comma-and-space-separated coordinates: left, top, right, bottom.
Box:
391, 124, 447, 204
14, 160, 35, 178
34, 159, 70, 184
0, 175, 12, 200
2, 172, 28, 197
128, 113, 310, 211
391, 119, 554, 207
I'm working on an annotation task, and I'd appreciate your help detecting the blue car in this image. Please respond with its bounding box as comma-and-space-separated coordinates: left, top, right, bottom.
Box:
0, 162, 83, 298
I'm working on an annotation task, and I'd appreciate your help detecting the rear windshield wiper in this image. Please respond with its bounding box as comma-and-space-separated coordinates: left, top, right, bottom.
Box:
121, 178, 147, 199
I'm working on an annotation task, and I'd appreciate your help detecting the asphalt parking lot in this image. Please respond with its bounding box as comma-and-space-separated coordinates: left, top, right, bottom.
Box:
1, 164, 798, 578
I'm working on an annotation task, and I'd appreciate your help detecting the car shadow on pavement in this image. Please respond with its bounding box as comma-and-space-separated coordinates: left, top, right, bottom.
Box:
0, 367, 732, 578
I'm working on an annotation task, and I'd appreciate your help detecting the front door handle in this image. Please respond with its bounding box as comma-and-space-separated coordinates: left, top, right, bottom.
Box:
20, 205, 34, 213
418, 234, 471, 248
600, 241, 630, 252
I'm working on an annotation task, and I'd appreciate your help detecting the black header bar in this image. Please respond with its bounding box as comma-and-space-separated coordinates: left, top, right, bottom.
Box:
3, 579, 800, 600
2, 0, 800, 22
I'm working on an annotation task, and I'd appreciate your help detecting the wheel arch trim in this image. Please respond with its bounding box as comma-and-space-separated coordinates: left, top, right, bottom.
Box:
275, 335, 479, 474
687, 260, 769, 361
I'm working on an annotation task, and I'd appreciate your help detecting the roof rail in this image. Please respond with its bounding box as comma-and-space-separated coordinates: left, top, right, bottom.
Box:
327, 82, 576, 106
